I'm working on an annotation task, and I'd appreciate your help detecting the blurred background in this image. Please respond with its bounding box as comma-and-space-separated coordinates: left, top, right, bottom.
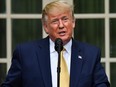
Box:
0, 0, 116, 86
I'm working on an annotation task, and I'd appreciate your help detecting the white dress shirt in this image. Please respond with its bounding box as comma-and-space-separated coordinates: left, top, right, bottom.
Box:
50, 39, 72, 87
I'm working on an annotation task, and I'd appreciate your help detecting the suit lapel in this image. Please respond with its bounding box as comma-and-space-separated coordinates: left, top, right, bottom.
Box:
70, 40, 84, 87
36, 37, 52, 87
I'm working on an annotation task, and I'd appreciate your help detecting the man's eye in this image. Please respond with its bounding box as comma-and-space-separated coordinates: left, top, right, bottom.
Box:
64, 18, 68, 20
63, 18, 69, 21
51, 20, 58, 24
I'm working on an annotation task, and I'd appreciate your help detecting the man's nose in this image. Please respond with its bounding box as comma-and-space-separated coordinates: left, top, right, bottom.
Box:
59, 19, 64, 29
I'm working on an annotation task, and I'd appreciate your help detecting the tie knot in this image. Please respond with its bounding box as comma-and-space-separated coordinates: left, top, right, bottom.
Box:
61, 47, 66, 55
63, 47, 66, 51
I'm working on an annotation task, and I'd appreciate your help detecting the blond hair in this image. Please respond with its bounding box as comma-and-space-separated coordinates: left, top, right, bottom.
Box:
42, 0, 74, 23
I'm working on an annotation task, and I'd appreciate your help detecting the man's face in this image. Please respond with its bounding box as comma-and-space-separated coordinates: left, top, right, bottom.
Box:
43, 9, 75, 45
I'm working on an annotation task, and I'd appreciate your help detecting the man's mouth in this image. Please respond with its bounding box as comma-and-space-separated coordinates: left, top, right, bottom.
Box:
59, 31, 66, 36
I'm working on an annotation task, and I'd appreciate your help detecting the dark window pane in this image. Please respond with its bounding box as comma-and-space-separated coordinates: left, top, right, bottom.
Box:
0, 19, 6, 58
110, 0, 116, 13
0, 63, 7, 85
12, 0, 42, 13
0, 0, 6, 13
110, 19, 116, 57
74, 0, 104, 13
110, 63, 116, 87
74, 19, 105, 57
12, 19, 42, 51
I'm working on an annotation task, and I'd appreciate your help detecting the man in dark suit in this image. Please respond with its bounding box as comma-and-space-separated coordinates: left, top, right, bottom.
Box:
1, 1, 110, 87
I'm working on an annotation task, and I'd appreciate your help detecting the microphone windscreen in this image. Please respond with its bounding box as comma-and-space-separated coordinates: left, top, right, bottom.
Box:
54, 38, 63, 52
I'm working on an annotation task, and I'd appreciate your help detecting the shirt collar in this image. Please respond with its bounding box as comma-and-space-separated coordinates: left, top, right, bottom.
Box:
64, 39, 72, 54
50, 39, 55, 53
49, 38, 72, 54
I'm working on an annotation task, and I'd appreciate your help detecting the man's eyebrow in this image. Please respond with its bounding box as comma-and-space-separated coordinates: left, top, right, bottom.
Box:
62, 16, 67, 18
51, 16, 69, 21
51, 18, 59, 21
61, 16, 69, 19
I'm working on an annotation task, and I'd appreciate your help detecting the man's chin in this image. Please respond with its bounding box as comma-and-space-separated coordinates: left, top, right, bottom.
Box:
60, 37, 70, 45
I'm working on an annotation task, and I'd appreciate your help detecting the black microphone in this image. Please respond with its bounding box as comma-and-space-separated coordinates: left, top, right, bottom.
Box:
55, 38, 63, 53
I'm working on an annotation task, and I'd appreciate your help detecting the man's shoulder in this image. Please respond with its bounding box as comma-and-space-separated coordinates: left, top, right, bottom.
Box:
14, 37, 49, 51
73, 39, 100, 52
80, 41, 99, 49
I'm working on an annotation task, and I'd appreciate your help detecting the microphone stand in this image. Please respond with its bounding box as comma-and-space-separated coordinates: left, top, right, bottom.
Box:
54, 38, 63, 87
57, 51, 61, 87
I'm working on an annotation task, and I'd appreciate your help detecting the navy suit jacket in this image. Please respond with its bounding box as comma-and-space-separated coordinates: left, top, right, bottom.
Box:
1, 37, 110, 87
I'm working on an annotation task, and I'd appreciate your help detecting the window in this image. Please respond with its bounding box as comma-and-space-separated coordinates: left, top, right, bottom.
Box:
0, 0, 116, 86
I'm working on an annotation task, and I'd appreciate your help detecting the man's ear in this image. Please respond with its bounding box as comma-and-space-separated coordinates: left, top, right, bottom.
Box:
72, 18, 75, 28
43, 23, 49, 34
